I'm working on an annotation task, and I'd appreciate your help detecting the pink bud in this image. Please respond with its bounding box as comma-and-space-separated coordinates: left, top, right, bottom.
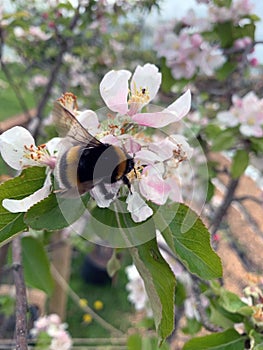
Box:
48, 21, 56, 29
249, 57, 259, 67
191, 33, 203, 47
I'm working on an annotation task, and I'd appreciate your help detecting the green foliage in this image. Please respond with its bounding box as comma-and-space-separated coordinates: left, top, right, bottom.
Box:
21, 236, 54, 295
127, 333, 170, 350
0, 167, 46, 246
231, 150, 249, 178
0, 295, 15, 317
183, 328, 246, 350
154, 203, 222, 279
24, 192, 90, 231
130, 237, 176, 343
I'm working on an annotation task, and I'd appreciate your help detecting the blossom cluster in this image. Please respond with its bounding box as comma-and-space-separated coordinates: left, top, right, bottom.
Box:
14, 26, 51, 41
0, 63, 192, 223
216, 91, 263, 138
154, 25, 226, 80
154, 0, 256, 81
30, 313, 72, 350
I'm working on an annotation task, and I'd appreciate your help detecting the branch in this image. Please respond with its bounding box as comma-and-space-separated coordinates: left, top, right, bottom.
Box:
12, 237, 28, 350
32, 5, 81, 138
210, 177, 240, 236
191, 276, 223, 333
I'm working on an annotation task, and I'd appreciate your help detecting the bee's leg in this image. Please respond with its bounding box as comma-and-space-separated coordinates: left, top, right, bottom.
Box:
122, 176, 132, 194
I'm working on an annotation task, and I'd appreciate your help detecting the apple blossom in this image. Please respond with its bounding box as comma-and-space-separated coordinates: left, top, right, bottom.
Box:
31, 314, 72, 350
217, 92, 263, 137
0, 126, 61, 213
54, 88, 192, 223
100, 63, 191, 128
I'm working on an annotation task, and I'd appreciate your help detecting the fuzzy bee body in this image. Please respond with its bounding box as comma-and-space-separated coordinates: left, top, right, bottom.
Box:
52, 99, 134, 195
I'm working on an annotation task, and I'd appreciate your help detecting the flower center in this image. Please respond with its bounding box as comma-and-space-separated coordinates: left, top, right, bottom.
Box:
57, 92, 78, 112
23, 144, 56, 168
128, 83, 150, 107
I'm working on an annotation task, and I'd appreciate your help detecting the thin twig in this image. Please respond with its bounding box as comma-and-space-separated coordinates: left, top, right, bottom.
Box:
12, 237, 28, 350
234, 195, 263, 206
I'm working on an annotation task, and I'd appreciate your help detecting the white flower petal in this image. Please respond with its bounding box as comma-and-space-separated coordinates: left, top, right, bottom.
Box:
46, 137, 62, 156
130, 63, 161, 102
166, 89, 192, 119
77, 110, 99, 136
0, 126, 35, 170
2, 175, 51, 213
135, 149, 162, 164
100, 69, 131, 114
126, 191, 153, 222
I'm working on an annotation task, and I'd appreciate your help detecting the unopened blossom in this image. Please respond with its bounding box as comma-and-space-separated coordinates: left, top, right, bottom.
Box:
0, 126, 60, 213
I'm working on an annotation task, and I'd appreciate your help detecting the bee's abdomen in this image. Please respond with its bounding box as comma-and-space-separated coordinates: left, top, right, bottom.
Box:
78, 144, 131, 184
59, 145, 82, 189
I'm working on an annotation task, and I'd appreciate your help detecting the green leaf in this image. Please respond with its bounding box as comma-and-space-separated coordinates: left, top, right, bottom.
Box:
82, 200, 156, 247
160, 57, 176, 93
107, 249, 121, 277
211, 129, 237, 151
214, 22, 234, 48
154, 203, 222, 279
129, 238, 176, 344
209, 303, 235, 329
204, 124, 222, 140
182, 317, 202, 335
218, 289, 249, 314
25, 192, 89, 231
21, 236, 54, 295
215, 61, 237, 81
0, 167, 46, 246
183, 328, 246, 350
249, 330, 263, 349
231, 150, 249, 178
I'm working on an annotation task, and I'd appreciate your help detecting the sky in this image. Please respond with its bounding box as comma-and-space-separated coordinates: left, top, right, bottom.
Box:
146, 0, 263, 63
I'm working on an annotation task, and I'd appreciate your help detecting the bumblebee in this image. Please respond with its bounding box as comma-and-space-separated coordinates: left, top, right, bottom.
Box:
52, 98, 135, 196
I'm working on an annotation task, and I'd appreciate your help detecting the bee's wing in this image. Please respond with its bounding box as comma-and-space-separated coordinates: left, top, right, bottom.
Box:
52, 101, 102, 147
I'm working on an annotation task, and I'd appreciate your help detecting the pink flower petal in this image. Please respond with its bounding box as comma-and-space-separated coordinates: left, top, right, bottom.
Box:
139, 165, 170, 205
132, 90, 191, 127
100, 69, 131, 114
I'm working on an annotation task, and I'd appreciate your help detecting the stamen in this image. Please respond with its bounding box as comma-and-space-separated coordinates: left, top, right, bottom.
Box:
57, 92, 78, 112
128, 82, 150, 106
